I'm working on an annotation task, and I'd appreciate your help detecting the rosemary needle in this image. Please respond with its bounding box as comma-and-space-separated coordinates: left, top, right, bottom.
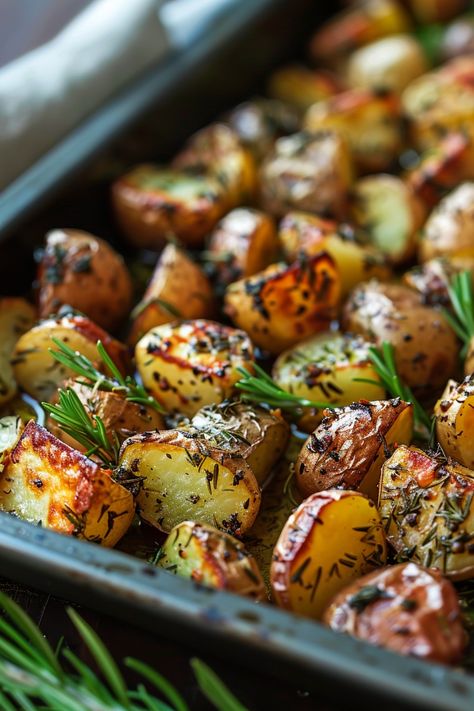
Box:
443, 270, 474, 358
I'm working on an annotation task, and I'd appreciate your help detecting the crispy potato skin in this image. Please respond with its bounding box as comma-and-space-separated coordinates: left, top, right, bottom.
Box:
136, 320, 254, 416
342, 281, 457, 391
403, 256, 474, 306
296, 400, 414, 500
0, 421, 134, 546
128, 244, 215, 345
159, 521, 266, 600
226, 99, 299, 160
271, 489, 387, 619
379, 445, 474, 580
267, 65, 342, 112
419, 183, 474, 262
224, 254, 341, 355
0, 298, 36, 407
435, 377, 474, 468
324, 562, 466, 665
37, 229, 133, 331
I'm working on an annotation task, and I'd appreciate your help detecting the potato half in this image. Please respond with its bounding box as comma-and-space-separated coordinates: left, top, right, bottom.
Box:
0, 421, 134, 546
435, 377, 474, 468
271, 489, 387, 620
119, 428, 261, 535
0, 298, 36, 407
267, 65, 341, 112
158, 521, 266, 600
379, 445, 474, 580
136, 319, 254, 417
419, 182, 474, 262
226, 98, 299, 160
403, 256, 474, 307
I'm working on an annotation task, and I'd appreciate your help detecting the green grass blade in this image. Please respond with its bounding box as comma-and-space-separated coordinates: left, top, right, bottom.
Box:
125, 658, 189, 711
0, 688, 17, 711
191, 659, 248, 711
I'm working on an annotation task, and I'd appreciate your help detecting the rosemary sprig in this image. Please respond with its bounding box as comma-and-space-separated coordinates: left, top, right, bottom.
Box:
443, 271, 474, 358
49, 338, 165, 415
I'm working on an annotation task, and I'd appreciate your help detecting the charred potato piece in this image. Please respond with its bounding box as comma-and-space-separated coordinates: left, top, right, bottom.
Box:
419, 183, 474, 262
342, 281, 457, 391
128, 244, 215, 345
158, 521, 266, 600
279, 211, 390, 295
224, 254, 341, 355
136, 320, 254, 416
226, 98, 299, 160
350, 175, 426, 265
296, 399, 413, 500
304, 89, 403, 173
324, 562, 466, 665
12, 314, 130, 402
407, 0, 467, 23
267, 65, 341, 112
112, 165, 225, 250
379, 445, 474, 579
0, 421, 134, 546
119, 429, 260, 535
435, 376, 474, 468
37, 229, 133, 331
271, 489, 387, 620
0, 298, 36, 407
403, 256, 474, 306
259, 131, 353, 220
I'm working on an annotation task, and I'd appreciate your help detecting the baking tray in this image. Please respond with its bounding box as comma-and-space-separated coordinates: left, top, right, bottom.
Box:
0, 1, 474, 709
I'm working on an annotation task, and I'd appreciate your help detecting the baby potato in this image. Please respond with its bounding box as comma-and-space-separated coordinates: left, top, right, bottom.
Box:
435, 377, 474, 468
119, 428, 261, 535
226, 98, 299, 160
379, 445, 474, 580
12, 313, 130, 402
404, 256, 474, 306
295, 399, 414, 500
112, 165, 225, 250
224, 254, 341, 355
324, 562, 466, 665
0, 420, 134, 546
419, 182, 474, 262
271, 489, 387, 620
350, 174, 426, 265
407, 0, 467, 23
135, 319, 254, 416
128, 244, 215, 345
343, 281, 457, 391
158, 521, 266, 600
206, 208, 280, 288
346, 35, 428, 94
0, 298, 36, 407
304, 89, 403, 173
259, 131, 353, 220
37, 229, 133, 331
279, 211, 390, 295
266, 65, 341, 112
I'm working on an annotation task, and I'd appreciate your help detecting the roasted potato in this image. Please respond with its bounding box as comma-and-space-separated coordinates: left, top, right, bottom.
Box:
119, 428, 261, 535
158, 520, 266, 600
259, 131, 353, 219
324, 562, 466, 665
0, 298, 36, 407
206, 208, 280, 288
295, 399, 413, 500
0, 421, 134, 546
226, 98, 299, 160
350, 174, 426, 264
12, 313, 130, 402
342, 281, 457, 391
271, 489, 387, 619
224, 254, 341, 355
435, 376, 474, 468
279, 211, 390, 295
112, 165, 225, 250
304, 89, 403, 173
128, 244, 215, 345
404, 256, 474, 306
379, 445, 474, 580
419, 182, 474, 262
135, 319, 254, 416
407, 0, 467, 23
266, 65, 342, 112
441, 15, 474, 62
0, 415, 24, 467
37, 229, 133, 331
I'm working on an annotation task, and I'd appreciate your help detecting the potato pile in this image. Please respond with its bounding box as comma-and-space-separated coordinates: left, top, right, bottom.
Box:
3, 0, 474, 668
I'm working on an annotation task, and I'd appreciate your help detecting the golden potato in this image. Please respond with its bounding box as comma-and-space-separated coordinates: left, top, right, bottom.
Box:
37, 229, 133, 331
119, 428, 261, 535
266, 65, 341, 112
0, 298, 36, 407
435, 377, 474, 468
271, 489, 387, 620
226, 98, 299, 160
224, 254, 341, 355
158, 521, 266, 600
0, 420, 134, 546
135, 319, 254, 416
403, 256, 474, 306
419, 183, 474, 262
379, 444, 474, 579
128, 244, 215, 345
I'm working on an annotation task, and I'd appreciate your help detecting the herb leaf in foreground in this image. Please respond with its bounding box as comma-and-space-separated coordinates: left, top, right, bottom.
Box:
443, 271, 474, 358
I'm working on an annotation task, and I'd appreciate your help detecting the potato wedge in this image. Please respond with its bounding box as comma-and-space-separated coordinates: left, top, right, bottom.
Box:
435, 377, 474, 468
266, 65, 341, 112
324, 562, 466, 665
37, 229, 133, 331
0, 298, 36, 407
119, 428, 261, 535
419, 183, 474, 262
403, 256, 474, 306
0, 421, 134, 546
271, 489, 387, 619
379, 444, 474, 579
136, 319, 254, 416
158, 521, 266, 600
296, 399, 413, 500
226, 98, 299, 160
224, 254, 341, 355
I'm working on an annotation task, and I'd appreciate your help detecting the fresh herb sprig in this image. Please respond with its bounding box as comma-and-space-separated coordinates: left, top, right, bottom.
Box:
443, 270, 474, 358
